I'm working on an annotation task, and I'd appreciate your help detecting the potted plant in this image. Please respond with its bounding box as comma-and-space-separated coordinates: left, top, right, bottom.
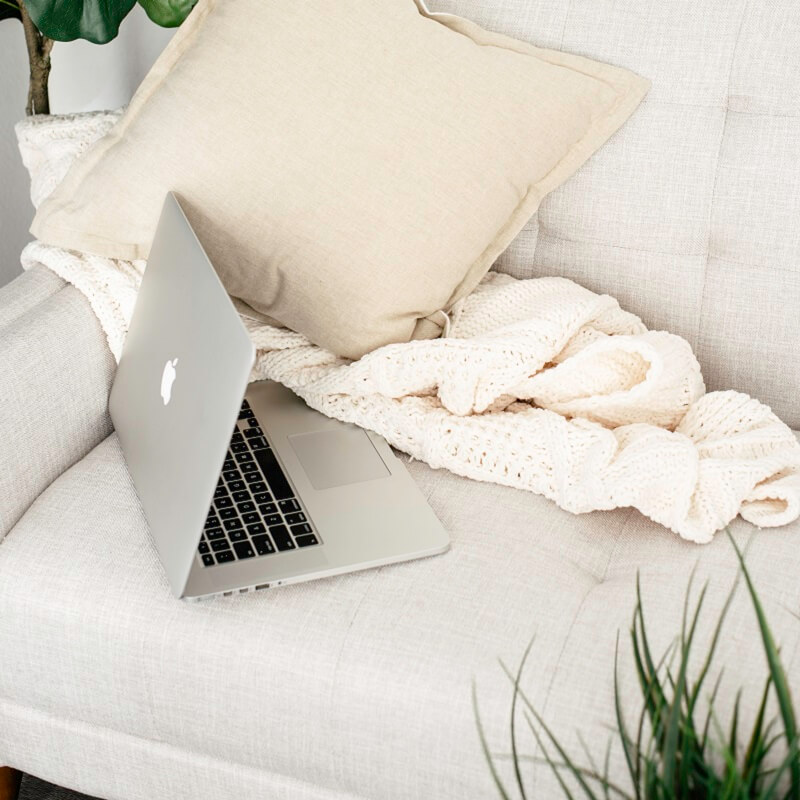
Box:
476, 532, 800, 798
0, 0, 196, 115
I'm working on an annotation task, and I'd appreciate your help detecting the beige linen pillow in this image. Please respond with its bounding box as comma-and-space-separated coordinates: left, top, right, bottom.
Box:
32, 0, 649, 359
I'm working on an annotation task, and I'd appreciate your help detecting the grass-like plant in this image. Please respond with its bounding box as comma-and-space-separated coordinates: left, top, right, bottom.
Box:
475, 531, 799, 799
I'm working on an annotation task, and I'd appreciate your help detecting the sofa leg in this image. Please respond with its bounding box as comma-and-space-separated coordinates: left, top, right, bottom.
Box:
0, 768, 21, 800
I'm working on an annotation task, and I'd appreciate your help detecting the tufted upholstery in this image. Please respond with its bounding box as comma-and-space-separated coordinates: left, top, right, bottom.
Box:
425, 0, 800, 428
1, 249, 799, 800
1, 2, 800, 798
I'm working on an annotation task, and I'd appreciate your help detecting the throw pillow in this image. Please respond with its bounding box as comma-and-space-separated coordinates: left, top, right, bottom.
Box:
31, 0, 649, 358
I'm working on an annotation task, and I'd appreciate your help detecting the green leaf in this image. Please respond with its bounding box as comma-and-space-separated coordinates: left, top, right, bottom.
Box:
21, 0, 137, 42
728, 529, 800, 796
508, 639, 536, 800
472, 682, 513, 800
0, 0, 21, 22
136, 0, 194, 27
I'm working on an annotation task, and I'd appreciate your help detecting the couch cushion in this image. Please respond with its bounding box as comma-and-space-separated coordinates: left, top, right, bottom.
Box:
430, 0, 800, 429
30, 0, 648, 360
1, 434, 799, 799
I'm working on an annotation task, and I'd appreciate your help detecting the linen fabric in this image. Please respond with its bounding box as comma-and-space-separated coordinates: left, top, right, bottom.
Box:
423, 0, 800, 429
29, 0, 649, 359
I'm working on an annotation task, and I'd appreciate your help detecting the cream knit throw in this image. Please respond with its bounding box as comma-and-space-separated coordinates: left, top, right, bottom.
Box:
17, 112, 800, 544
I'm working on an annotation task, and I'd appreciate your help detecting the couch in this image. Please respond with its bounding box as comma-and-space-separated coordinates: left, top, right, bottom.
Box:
1, 0, 799, 798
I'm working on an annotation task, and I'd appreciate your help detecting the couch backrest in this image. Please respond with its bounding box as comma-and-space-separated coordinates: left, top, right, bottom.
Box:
427, 0, 800, 429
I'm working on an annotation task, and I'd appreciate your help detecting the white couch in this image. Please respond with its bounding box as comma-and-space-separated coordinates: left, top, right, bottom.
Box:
1, 1, 799, 798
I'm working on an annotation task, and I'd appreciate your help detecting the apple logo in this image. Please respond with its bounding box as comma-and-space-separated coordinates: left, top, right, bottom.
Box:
160, 357, 179, 406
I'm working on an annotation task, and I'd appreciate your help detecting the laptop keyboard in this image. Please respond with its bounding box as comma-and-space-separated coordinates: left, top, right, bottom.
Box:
198, 399, 320, 567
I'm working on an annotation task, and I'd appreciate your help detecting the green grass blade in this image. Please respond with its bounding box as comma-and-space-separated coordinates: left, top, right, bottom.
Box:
473, 681, 513, 800
756, 735, 799, 799
499, 660, 600, 799
661, 578, 707, 791
508, 638, 536, 800
687, 569, 739, 721
728, 530, 799, 796
614, 632, 642, 799
522, 710, 579, 800
743, 675, 773, 784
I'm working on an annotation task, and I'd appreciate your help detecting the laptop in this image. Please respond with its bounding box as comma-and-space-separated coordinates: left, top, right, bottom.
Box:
109, 193, 450, 600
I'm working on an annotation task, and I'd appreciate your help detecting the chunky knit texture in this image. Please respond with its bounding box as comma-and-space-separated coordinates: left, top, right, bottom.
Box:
17, 113, 800, 543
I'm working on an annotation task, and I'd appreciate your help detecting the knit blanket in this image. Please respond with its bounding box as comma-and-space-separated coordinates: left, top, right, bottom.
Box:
17, 112, 800, 543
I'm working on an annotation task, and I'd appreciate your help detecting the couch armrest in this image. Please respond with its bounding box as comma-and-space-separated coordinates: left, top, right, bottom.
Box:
0, 268, 115, 538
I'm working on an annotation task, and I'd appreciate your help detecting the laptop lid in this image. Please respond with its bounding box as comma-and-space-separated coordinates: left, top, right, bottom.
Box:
109, 193, 256, 597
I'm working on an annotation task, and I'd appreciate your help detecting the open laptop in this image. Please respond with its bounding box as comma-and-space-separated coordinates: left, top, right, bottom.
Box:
109, 193, 449, 600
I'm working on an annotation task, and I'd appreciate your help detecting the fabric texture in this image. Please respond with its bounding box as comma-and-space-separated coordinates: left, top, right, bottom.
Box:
0, 273, 114, 540
423, 0, 800, 430
28, 0, 649, 359
2, 428, 799, 800
17, 113, 800, 543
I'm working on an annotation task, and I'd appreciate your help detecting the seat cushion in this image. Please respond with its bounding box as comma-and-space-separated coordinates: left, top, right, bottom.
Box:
2, 434, 800, 799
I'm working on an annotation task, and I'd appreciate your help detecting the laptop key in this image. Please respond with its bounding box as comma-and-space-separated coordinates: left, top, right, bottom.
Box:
249, 437, 267, 450
228, 480, 246, 492
238, 407, 254, 420
223, 470, 241, 483
231, 431, 244, 443
214, 485, 229, 499
237, 500, 255, 513
269, 525, 295, 551
253, 491, 272, 504
248, 481, 267, 493
223, 458, 236, 471
205, 527, 225, 540
216, 496, 233, 508
258, 502, 277, 516
254, 449, 294, 500
244, 427, 263, 438
264, 513, 282, 527
229, 529, 248, 542
233, 490, 250, 503
204, 515, 219, 529
291, 523, 313, 537
252, 535, 275, 556
202, 554, 215, 567
235, 451, 254, 464
245, 472, 264, 484
242, 512, 260, 525
219, 507, 237, 520
198, 541, 210, 554
231, 442, 248, 453
278, 498, 300, 513
211, 539, 231, 552
241, 462, 258, 474
247, 522, 266, 535
224, 518, 243, 531
234, 541, 255, 560
215, 550, 235, 564
295, 534, 319, 548
247, 417, 260, 427
284, 512, 306, 526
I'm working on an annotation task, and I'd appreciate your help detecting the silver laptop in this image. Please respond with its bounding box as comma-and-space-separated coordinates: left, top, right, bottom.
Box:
109, 193, 449, 600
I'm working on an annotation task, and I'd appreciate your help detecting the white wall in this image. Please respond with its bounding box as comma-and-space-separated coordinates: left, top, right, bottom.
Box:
0, 5, 173, 286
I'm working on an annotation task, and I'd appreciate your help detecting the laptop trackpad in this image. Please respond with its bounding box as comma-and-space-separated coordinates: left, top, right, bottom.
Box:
288, 428, 390, 490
